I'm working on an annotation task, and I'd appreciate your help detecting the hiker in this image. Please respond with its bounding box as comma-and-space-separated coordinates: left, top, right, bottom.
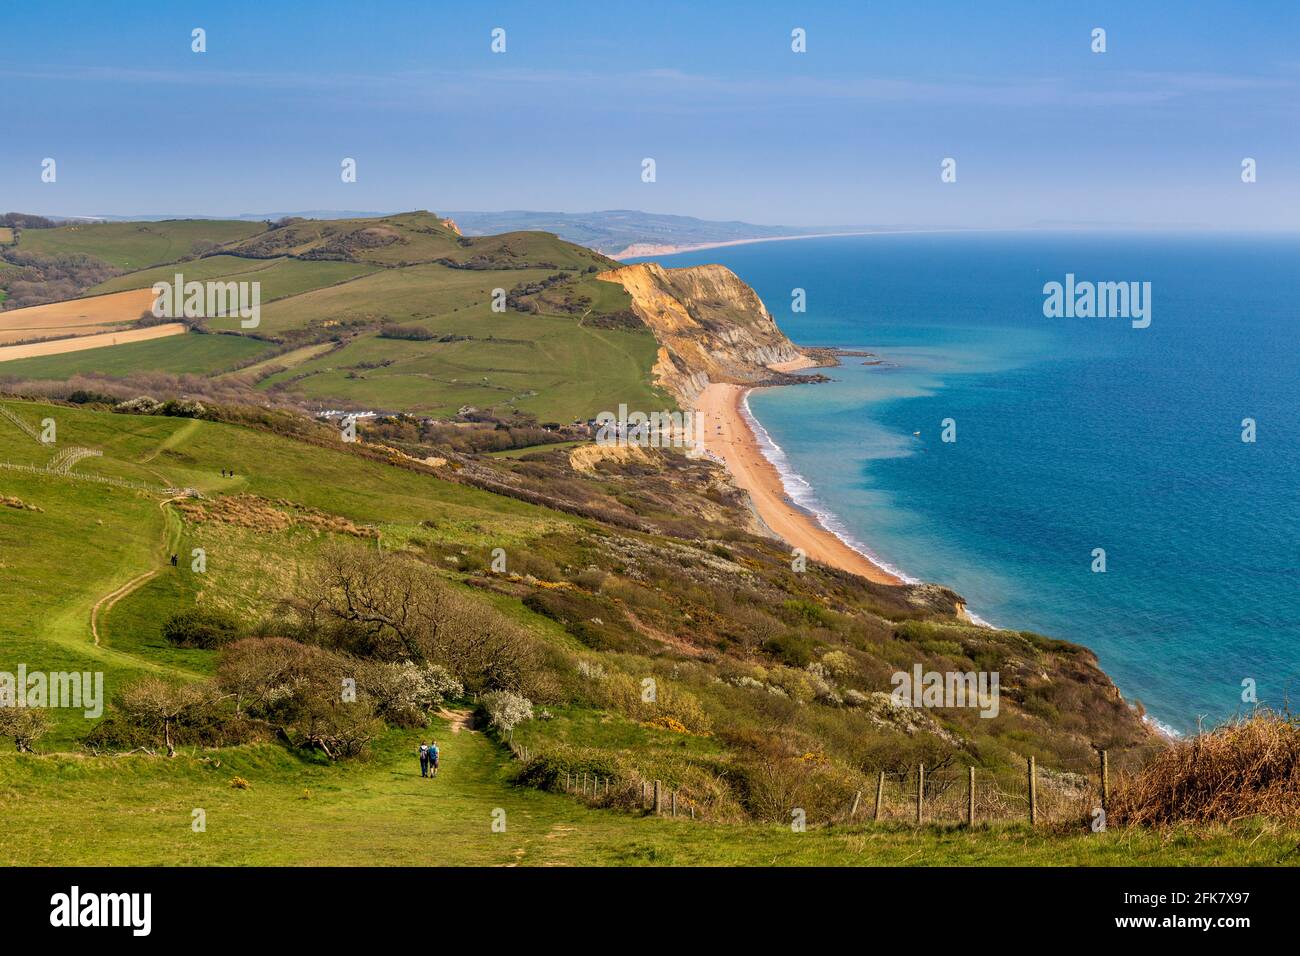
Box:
220, 468, 226, 477
418, 742, 429, 777
428, 740, 440, 778
170, 554, 177, 567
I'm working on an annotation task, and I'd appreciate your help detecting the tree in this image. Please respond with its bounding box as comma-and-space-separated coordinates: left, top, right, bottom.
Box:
0, 706, 50, 753
480, 690, 533, 741
289, 543, 538, 692
115, 678, 214, 757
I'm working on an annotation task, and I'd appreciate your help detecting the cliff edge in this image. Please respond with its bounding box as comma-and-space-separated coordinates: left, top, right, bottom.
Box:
597, 262, 805, 404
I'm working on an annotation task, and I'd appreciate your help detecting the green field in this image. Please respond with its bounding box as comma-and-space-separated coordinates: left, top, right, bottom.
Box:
90, 255, 379, 301
258, 302, 666, 418
15, 220, 267, 270
3, 213, 659, 420
0, 331, 271, 380
222, 261, 521, 334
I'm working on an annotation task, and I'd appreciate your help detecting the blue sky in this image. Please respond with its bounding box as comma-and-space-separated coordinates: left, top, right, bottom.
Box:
3, 0, 1297, 227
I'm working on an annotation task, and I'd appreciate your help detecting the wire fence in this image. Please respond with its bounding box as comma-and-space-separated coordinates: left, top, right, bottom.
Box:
0, 461, 178, 497
508, 741, 1131, 827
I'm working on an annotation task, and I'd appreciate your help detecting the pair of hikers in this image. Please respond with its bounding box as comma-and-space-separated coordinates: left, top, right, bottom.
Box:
418, 741, 440, 778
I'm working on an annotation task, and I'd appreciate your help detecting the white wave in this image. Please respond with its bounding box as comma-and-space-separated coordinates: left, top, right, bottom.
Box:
1143, 713, 1184, 740
739, 390, 920, 586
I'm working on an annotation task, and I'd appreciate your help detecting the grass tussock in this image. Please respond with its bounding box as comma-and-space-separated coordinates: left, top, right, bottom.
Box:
1110, 711, 1300, 826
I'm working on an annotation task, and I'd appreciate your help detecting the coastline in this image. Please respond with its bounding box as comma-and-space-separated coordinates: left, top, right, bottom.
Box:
611, 227, 980, 261
695, 365, 904, 586
698, 366, 1179, 738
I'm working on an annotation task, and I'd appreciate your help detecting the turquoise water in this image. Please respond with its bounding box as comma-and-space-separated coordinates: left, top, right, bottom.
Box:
636, 233, 1299, 734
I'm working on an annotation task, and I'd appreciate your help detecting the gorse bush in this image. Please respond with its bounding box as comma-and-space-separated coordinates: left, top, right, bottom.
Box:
162, 608, 241, 649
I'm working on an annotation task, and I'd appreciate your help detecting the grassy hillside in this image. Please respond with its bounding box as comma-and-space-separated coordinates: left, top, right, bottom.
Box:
89, 255, 379, 299
3, 728, 1292, 866
15, 220, 267, 270
1, 213, 660, 421
0, 397, 1293, 864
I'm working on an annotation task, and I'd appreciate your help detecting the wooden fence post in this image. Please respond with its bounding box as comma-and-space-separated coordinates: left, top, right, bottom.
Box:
653, 779, 662, 815
874, 771, 885, 822
967, 766, 975, 827
565, 770, 571, 792
1100, 749, 1109, 810
582, 771, 588, 794
915, 764, 924, 825
672, 791, 678, 818
604, 777, 610, 796
642, 780, 649, 807
1028, 756, 1038, 826
850, 790, 862, 819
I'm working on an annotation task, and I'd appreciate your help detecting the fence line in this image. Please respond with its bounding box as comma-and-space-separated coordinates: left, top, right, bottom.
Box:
507, 741, 1117, 828
0, 460, 177, 497
0, 405, 42, 443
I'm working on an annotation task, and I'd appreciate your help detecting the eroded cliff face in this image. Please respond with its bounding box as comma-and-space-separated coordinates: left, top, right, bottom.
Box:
597, 262, 805, 404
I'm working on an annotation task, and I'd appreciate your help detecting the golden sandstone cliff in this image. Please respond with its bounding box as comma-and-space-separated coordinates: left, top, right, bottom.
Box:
597, 262, 805, 404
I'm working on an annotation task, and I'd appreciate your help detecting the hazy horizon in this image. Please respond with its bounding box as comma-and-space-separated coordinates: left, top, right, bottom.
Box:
4, 0, 1298, 229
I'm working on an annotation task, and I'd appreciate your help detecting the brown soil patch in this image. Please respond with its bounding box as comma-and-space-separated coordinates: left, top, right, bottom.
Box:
176, 493, 379, 538
0, 288, 156, 334
0, 322, 185, 361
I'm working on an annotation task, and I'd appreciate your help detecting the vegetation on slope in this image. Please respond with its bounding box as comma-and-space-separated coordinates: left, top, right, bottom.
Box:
0, 212, 660, 421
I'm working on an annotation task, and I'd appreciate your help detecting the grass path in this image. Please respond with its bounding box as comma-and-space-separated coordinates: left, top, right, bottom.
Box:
138, 418, 201, 464
89, 497, 185, 648
4, 716, 1297, 866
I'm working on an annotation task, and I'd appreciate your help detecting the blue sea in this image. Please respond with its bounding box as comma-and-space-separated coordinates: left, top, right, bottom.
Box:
636, 233, 1299, 735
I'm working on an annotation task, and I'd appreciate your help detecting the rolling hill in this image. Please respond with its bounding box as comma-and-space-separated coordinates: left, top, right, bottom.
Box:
1, 394, 1290, 864
0, 213, 665, 421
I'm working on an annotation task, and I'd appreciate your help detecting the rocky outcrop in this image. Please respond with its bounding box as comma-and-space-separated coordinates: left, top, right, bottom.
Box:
597, 262, 805, 404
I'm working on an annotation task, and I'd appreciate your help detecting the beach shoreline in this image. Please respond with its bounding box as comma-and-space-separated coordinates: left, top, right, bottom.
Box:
695, 368, 904, 586
611, 227, 983, 261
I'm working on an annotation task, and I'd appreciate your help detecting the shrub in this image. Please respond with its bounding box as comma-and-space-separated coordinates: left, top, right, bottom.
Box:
480, 690, 533, 739
0, 706, 50, 752
162, 608, 241, 649
113, 677, 217, 757
763, 632, 815, 668
359, 661, 463, 727
1109, 711, 1300, 826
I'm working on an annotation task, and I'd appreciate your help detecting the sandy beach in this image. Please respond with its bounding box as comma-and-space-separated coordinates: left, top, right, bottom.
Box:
696, 378, 902, 585
611, 227, 981, 261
